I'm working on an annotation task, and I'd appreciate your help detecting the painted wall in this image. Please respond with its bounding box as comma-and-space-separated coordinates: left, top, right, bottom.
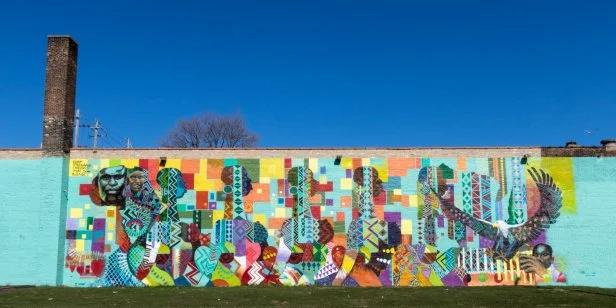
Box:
0, 158, 68, 286
56, 156, 616, 288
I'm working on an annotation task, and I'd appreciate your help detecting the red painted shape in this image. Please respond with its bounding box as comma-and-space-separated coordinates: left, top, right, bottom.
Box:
196, 191, 208, 210
284, 158, 292, 168
139, 159, 149, 169
374, 190, 386, 205
79, 184, 93, 195
285, 198, 294, 207
310, 206, 321, 219
318, 181, 333, 192
182, 173, 194, 190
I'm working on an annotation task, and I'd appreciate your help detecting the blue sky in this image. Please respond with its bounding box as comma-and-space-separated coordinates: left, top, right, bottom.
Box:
0, 1, 614, 148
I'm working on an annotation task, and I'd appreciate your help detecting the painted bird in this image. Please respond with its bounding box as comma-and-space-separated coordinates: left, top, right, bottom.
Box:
430, 167, 563, 261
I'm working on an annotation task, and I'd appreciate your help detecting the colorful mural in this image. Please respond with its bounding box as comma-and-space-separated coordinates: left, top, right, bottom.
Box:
63, 157, 572, 287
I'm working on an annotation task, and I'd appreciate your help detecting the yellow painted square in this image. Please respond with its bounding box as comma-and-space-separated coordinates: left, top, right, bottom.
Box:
75, 240, 84, 252
69, 159, 89, 176
362, 158, 371, 166
193, 173, 208, 191
259, 177, 270, 184
88, 225, 93, 231
107, 233, 113, 241
165, 159, 182, 169
212, 210, 224, 223
257, 188, 263, 194
319, 176, 327, 185
260, 159, 284, 178
120, 159, 140, 168
199, 159, 208, 177
70, 208, 83, 219
408, 195, 418, 207
108, 223, 114, 230
341, 158, 353, 168
92, 164, 99, 171
84, 203, 90, 210
340, 178, 352, 190
393, 189, 402, 195
268, 229, 275, 235
253, 214, 266, 226
374, 164, 388, 181
79, 219, 86, 228
308, 158, 319, 173
81, 233, 87, 239
99, 159, 110, 169
401, 220, 412, 234
275, 208, 286, 218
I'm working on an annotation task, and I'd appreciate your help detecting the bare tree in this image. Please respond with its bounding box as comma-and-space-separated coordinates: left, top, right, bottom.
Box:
160, 113, 259, 148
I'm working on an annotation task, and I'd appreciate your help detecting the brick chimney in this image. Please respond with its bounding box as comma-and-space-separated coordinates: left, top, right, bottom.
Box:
42, 35, 78, 156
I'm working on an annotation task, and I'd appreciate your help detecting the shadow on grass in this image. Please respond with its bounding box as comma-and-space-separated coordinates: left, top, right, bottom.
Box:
1, 286, 616, 307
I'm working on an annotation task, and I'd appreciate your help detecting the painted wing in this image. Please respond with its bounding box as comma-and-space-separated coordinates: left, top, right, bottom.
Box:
510, 167, 563, 243
429, 186, 499, 240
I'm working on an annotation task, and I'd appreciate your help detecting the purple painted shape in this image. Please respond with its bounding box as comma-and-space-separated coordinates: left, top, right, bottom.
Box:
531, 231, 547, 247
93, 218, 105, 230
479, 236, 494, 249
66, 218, 77, 230
326, 199, 333, 206
346, 169, 352, 178
378, 266, 392, 286
209, 202, 217, 209
384, 212, 401, 223
437, 215, 445, 228
441, 270, 465, 286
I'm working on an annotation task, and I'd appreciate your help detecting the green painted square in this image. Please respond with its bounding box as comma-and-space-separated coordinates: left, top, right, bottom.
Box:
76, 231, 91, 240
236, 159, 260, 180
334, 221, 346, 233
177, 204, 187, 212
109, 159, 122, 167
179, 211, 193, 219
421, 158, 431, 167
224, 158, 238, 166
201, 210, 214, 229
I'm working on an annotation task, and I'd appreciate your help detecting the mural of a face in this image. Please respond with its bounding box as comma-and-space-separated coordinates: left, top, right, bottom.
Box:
287, 167, 318, 197
128, 168, 146, 193
533, 244, 554, 268
221, 166, 253, 196
157, 168, 187, 201
92, 166, 127, 205
353, 167, 384, 197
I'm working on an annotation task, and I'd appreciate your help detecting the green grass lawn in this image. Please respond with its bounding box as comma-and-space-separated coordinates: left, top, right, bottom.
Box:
1, 286, 616, 307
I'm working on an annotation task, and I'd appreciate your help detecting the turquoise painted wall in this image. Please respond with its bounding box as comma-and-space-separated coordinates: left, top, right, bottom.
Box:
0, 158, 68, 286
1, 156, 615, 288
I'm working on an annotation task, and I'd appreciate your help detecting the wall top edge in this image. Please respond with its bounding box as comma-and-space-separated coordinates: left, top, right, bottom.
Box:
0, 149, 43, 159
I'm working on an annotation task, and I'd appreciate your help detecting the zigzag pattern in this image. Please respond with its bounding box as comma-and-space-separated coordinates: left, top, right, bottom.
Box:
480, 175, 492, 221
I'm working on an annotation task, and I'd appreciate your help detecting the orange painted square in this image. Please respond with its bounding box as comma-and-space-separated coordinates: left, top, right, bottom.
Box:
106, 209, 115, 218
374, 205, 385, 220
401, 235, 412, 245
388, 158, 416, 176
309, 194, 322, 203
207, 159, 224, 179
333, 234, 347, 247
340, 196, 352, 208
336, 212, 345, 222
401, 195, 409, 206
457, 158, 467, 171
352, 158, 362, 169
245, 183, 270, 202
244, 201, 253, 214
181, 159, 201, 174
391, 195, 402, 203
268, 218, 286, 230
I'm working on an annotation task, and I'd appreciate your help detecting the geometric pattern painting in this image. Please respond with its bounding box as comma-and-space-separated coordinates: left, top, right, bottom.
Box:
63, 157, 570, 287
